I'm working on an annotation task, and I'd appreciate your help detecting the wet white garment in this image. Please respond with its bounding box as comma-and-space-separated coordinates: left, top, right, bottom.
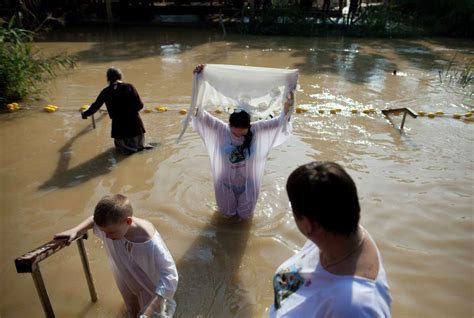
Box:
269, 238, 392, 318
177, 64, 299, 142
192, 109, 292, 219
93, 223, 178, 316
182, 64, 298, 218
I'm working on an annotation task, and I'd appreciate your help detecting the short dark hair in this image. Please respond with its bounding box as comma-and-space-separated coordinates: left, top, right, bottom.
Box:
106, 67, 122, 83
286, 161, 360, 236
93, 194, 133, 227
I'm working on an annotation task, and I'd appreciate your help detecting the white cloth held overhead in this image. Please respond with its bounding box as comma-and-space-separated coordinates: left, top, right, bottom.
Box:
177, 64, 299, 143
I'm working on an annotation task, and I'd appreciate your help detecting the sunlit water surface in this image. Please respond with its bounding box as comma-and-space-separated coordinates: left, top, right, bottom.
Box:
1, 27, 473, 317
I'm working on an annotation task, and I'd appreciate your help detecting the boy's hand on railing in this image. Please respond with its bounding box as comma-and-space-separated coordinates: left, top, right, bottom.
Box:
54, 216, 93, 245
54, 229, 79, 245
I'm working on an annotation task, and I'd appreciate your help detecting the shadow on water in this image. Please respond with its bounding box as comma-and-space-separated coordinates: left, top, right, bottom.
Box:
38, 113, 128, 190
175, 213, 252, 318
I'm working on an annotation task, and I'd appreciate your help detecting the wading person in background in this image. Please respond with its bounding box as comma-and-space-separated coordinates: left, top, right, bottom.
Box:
270, 161, 392, 317
81, 67, 152, 155
192, 64, 295, 220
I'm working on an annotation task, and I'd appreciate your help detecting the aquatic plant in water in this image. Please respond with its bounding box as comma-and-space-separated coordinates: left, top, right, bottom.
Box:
439, 55, 473, 97
0, 16, 75, 106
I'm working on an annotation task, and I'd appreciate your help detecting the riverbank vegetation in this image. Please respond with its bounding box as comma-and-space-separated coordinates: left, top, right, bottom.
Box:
238, 4, 411, 37
0, 17, 75, 106
5, 0, 473, 38
438, 55, 473, 97
239, 0, 473, 37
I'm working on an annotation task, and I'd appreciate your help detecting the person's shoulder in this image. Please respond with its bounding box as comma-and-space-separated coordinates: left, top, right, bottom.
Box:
327, 278, 390, 317
100, 85, 112, 94
121, 82, 136, 89
142, 218, 156, 232
114, 82, 134, 91
134, 218, 156, 242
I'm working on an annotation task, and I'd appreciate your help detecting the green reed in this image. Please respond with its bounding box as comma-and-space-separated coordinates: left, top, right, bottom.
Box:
0, 16, 75, 106
440, 55, 473, 89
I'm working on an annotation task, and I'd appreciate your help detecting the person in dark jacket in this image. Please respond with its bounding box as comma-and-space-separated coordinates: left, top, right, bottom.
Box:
82, 67, 151, 154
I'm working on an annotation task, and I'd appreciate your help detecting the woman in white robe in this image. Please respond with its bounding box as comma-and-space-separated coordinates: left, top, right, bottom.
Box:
192, 64, 295, 219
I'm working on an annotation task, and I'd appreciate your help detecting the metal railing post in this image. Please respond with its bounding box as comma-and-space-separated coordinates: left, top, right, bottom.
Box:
381, 107, 417, 132
15, 232, 97, 317
31, 265, 55, 318
400, 111, 408, 130
77, 238, 98, 302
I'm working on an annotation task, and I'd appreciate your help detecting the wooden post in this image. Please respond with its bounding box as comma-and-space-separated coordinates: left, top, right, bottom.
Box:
105, 0, 113, 27
339, 0, 345, 12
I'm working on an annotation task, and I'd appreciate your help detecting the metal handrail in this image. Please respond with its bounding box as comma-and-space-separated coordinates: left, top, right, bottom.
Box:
382, 107, 418, 131
14, 233, 97, 318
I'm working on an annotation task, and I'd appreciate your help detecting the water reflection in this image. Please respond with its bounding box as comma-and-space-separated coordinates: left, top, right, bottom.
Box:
174, 214, 252, 317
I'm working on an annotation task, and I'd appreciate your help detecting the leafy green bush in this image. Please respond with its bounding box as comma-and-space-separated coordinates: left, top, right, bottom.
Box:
0, 17, 75, 106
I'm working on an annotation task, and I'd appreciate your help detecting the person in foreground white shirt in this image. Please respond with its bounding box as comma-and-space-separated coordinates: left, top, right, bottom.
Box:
269, 161, 392, 318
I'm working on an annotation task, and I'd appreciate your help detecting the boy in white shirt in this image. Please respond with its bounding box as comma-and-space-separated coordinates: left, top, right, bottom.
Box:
55, 194, 178, 317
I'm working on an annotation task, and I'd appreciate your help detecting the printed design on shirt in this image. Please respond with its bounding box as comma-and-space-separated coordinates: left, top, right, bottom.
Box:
273, 264, 304, 309
124, 240, 133, 253
229, 144, 248, 164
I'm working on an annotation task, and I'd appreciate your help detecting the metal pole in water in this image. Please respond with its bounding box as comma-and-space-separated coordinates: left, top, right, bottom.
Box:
31, 265, 55, 318
77, 238, 98, 302
400, 111, 408, 131
15, 233, 98, 316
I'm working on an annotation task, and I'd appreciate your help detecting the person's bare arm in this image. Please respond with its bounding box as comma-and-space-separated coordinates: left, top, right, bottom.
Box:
193, 64, 206, 117
54, 216, 94, 245
283, 91, 295, 115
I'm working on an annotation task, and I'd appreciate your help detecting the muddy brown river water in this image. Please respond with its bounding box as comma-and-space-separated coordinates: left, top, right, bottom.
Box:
0, 27, 472, 317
